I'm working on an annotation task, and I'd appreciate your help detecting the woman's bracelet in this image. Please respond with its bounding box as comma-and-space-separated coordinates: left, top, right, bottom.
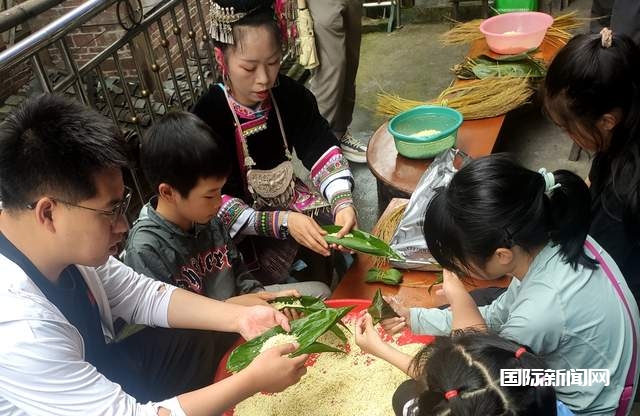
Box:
330, 191, 354, 218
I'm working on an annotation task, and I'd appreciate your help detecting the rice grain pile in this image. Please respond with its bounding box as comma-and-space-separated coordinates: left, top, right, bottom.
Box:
259, 334, 299, 354
235, 322, 423, 416
410, 129, 440, 138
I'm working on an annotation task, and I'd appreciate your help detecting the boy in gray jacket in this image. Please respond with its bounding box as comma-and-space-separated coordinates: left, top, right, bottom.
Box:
124, 111, 330, 306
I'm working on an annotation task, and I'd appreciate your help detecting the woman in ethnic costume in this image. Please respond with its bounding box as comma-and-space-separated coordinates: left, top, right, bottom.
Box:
192, 0, 357, 286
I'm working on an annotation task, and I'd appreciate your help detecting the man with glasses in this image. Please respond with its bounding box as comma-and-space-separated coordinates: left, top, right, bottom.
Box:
0, 94, 307, 415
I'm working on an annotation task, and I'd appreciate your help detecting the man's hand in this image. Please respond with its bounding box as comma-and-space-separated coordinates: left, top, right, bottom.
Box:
236, 305, 291, 340
244, 343, 308, 393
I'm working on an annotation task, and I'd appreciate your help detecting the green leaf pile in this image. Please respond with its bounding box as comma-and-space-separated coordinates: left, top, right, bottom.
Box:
322, 225, 404, 260
226, 306, 354, 373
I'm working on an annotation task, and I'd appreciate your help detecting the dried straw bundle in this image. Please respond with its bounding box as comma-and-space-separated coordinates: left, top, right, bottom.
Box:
546, 11, 590, 47
377, 76, 534, 120
371, 202, 408, 269
439, 19, 484, 46
440, 11, 587, 47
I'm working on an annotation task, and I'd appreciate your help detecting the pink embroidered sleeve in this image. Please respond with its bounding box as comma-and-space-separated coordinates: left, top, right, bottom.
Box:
310, 146, 354, 216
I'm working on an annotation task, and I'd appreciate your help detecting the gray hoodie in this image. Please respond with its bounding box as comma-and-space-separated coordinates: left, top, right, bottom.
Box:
123, 198, 263, 300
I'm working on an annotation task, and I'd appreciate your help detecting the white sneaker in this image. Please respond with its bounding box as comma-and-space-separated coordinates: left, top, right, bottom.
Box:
339, 131, 367, 163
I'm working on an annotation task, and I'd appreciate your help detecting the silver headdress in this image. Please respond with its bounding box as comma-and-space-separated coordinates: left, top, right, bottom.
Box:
209, 2, 247, 44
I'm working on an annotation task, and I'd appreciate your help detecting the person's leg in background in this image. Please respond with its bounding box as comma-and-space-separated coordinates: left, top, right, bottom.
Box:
611, 0, 640, 45
307, 0, 368, 164
265, 281, 332, 299
591, 0, 640, 45
590, 0, 613, 33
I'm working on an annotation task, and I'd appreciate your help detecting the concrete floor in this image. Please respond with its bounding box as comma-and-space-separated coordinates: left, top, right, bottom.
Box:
348, 0, 593, 232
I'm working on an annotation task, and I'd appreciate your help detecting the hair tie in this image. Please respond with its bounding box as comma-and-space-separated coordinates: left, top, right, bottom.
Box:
538, 168, 561, 194
600, 27, 613, 48
515, 347, 527, 359
444, 390, 459, 400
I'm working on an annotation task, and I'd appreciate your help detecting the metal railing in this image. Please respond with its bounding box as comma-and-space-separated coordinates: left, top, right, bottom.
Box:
0, 0, 217, 208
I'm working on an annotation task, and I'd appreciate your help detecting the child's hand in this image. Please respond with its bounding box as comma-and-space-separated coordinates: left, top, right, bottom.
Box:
225, 293, 270, 307
245, 343, 308, 393
440, 269, 468, 304
379, 296, 410, 335
354, 312, 386, 356
269, 289, 303, 321
271, 289, 301, 298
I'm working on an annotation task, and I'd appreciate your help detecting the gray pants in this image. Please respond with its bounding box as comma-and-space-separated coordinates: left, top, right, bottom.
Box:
591, 0, 640, 45
307, 0, 362, 134
265, 281, 332, 299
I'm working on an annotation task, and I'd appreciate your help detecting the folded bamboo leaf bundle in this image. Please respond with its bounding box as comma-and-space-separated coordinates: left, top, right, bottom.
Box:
377, 76, 534, 120
453, 54, 547, 80
226, 306, 353, 373
365, 268, 403, 285
368, 288, 400, 324
440, 11, 587, 47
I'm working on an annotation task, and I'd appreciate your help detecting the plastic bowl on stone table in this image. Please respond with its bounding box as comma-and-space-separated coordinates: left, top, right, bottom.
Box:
387, 105, 463, 159
479, 12, 553, 55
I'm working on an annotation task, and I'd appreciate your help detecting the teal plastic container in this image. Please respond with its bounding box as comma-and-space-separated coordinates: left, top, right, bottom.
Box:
388, 105, 463, 159
495, 0, 538, 13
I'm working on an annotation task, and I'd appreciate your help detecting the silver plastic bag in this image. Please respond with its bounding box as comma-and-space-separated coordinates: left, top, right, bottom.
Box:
389, 148, 470, 271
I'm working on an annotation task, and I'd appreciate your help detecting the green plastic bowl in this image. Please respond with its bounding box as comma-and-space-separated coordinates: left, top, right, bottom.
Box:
388, 105, 463, 159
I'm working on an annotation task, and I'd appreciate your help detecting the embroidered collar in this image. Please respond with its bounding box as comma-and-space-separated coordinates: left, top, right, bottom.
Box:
225, 88, 272, 121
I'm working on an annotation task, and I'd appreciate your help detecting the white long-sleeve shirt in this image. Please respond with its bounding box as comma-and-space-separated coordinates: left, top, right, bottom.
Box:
0, 255, 186, 415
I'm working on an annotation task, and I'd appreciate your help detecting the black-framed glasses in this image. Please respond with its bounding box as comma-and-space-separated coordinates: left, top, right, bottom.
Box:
26, 186, 132, 225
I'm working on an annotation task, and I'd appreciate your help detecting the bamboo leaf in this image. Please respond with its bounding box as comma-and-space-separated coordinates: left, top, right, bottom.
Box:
368, 288, 399, 324
226, 306, 353, 373
322, 225, 404, 260
328, 325, 348, 344
269, 295, 326, 312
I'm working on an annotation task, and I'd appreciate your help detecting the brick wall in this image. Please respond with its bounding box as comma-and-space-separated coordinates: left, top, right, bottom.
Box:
1, 0, 213, 106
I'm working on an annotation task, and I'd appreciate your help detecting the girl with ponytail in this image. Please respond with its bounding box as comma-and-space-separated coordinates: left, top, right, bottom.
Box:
377, 154, 638, 414
355, 326, 570, 416
543, 29, 640, 302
